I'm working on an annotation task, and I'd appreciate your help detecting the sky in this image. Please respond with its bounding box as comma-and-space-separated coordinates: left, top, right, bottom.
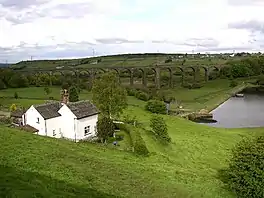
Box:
1, 0, 264, 63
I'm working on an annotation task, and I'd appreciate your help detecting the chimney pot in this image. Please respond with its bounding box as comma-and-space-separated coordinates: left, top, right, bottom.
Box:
61, 89, 69, 104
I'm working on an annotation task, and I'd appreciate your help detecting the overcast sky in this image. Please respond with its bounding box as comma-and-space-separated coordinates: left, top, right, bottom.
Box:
1, 0, 264, 63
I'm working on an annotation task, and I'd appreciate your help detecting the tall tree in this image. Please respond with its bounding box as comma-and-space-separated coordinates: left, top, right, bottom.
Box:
92, 72, 127, 118
69, 86, 79, 102
96, 116, 115, 143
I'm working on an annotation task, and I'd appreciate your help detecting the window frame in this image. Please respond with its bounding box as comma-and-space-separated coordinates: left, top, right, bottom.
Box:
36, 117, 40, 124
84, 126, 91, 136
53, 129, 56, 136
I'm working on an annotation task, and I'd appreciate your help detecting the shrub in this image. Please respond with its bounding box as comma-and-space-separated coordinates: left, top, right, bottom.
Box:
190, 83, 203, 89
150, 115, 171, 143
14, 92, 18, 99
256, 75, 264, 85
165, 58, 172, 63
145, 100, 167, 114
122, 114, 138, 125
125, 87, 137, 96
120, 124, 149, 156
230, 80, 238, 87
9, 104, 17, 112
182, 82, 203, 89
0, 116, 11, 124
0, 80, 6, 90
97, 116, 115, 143
135, 91, 150, 101
219, 135, 264, 198
69, 86, 79, 102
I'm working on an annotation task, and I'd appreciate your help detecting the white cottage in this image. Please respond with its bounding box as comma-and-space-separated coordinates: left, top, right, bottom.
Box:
20, 90, 99, 142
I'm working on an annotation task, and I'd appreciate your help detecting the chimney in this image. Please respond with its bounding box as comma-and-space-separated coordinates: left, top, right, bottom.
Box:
61, 89, 69, 104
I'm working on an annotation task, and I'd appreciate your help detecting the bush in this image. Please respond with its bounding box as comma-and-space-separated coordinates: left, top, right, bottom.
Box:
69, 86, 79, 102
230, 80, 238, 87
0, 80, 6, 90
145, 100, 167, 114
256, 75, 264, 85
120, 124, 149, 156
150, 115, 171, 143
182, 82, 203, 89
219, 135, 264, 198
97, 116, 115, 143
14, 92, 18, 99
125, 87, 137, 96
165, 58, 172, 63
135, 91, 150, 101
122, 114, 138, 125
0, 116, 11, 124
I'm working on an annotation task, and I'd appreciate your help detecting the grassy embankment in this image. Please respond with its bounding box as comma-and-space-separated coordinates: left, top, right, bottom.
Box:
0, 77, 263, 197
0, 77, 256, 113
1, 106, 263, 198
11, 54, 230, 70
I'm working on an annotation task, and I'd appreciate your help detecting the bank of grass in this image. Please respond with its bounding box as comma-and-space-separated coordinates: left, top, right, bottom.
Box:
0, 82, 263, 197
1, 106, 261, 198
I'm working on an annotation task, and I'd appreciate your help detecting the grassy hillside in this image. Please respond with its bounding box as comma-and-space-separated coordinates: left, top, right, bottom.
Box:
10, 53, 234, 70
0, 104, 262, 197
0, 77, 257, 113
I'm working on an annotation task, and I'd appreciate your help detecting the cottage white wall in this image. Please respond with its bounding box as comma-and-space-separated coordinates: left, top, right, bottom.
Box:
58, 105, 76, 140
76, 114, 98, 140
46, 116, 62, 138
24, 106, 45, 135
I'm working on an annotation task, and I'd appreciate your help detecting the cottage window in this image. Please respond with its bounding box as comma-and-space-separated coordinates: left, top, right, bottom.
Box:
84, 126, 91, 136
36, 117, 40, 124
53, 130, 56, 136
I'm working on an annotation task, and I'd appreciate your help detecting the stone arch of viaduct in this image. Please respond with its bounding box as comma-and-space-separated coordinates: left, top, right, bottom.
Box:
17, 65, 221, 89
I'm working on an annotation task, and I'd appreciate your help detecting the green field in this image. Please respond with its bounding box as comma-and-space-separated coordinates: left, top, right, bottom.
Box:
0, 77, 256, 113
1, 104, 263, 198
11, 53, 235, 70
0, 72, 262, 197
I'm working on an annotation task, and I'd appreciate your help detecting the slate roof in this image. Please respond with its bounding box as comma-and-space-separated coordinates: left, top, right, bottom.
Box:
67, 100, 99, 119
34, 102, 62, 120
10, 109, 26, 118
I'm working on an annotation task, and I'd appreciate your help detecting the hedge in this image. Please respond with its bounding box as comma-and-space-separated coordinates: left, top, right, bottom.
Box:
119, 124, 149, 156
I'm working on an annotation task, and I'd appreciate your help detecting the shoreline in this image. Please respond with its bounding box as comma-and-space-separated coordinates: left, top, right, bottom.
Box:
207, 83, 259, 113
181, 83, 258, 118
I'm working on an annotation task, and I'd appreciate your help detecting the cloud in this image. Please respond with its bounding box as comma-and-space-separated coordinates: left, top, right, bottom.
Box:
0, 0, 50, 9
228, 20, 264, 33
228, 0, 264, 6
96, 38, 144, 44
1, 0, 264, 63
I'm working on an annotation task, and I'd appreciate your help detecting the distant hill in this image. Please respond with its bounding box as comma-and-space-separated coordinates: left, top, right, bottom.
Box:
0, 63, 9, 68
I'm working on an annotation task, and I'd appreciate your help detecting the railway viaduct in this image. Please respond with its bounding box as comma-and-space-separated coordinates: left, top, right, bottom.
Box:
14, 65, 221, 89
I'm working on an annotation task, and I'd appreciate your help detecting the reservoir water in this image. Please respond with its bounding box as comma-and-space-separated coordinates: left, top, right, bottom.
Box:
205, 93, 264, 128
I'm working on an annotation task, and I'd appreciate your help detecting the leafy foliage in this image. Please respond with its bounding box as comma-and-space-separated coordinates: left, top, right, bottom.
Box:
9, 104, 17, 112
44, 87, 51, 95
222, 57, 264, 79
150, 115, 171, 143
0, 80, 6, 90
92, 72, 127, 118
229, 80, 238, 87
256, 75, 264, 85
182, 82, 203, 89
219, 135, 264, 198
120, 124, 149, 156
14, 92, 18, 99
69, 86, 79, 102
96, 116, 115, 143
145, 100, 167, 114
135, 91, 150, 101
